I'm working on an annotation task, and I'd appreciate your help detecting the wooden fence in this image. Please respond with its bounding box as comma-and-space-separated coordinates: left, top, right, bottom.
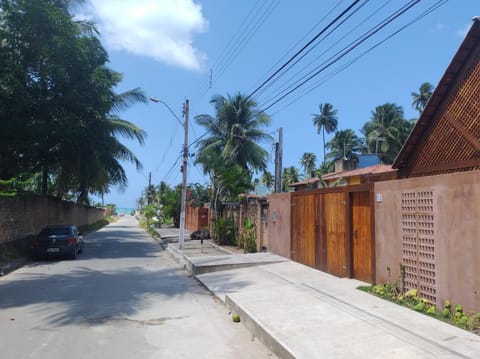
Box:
291, 184, 375, 283
185, 204, 209, 232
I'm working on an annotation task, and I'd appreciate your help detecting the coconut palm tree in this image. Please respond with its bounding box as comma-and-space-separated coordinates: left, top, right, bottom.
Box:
261, 171, 274, 190
326, 129, 362, 161
282, 166, 300, 192
300, 152, 317, 179
361, 103, 412, 164
312, 103, 338, 163
411, 82, 434, 114
195, 93, 272, 174
195, 93, 272, 212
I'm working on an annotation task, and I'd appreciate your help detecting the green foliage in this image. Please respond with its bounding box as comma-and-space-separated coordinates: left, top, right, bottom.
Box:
188, 183, 210, 207
157, 184, 181, 227
326, 129, 362, 161
142, 204, 158, 225
238, 218, 257, 253
411, 82, 434, 114
360, 265, 480, 335
194, 93, 272, 211
212, 218, 236, 246
312, 103, 338, 163
361, 103, 413, 164
282, 166, 300, 192
0, 0, 146, 204
300, 152, 317, 179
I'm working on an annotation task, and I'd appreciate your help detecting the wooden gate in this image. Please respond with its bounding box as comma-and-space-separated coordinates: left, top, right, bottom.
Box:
351, 191, 373, 282
291, 184, 375, 282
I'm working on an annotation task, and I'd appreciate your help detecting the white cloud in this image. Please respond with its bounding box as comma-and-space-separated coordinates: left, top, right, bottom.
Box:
84, 0, 208, 71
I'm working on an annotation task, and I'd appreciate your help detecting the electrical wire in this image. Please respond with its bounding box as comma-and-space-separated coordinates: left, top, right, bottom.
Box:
248, 0, 346, 96
272, 0, 448, 115
245, 0, 362, 101
198, 0, 280, 95
259, 0, 423, 113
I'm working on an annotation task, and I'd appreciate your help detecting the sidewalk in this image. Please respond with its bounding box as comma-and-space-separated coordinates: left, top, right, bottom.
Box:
157, 228, 480, 358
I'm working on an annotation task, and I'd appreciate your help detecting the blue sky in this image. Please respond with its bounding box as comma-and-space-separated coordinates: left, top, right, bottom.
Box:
80, 0, 478, 208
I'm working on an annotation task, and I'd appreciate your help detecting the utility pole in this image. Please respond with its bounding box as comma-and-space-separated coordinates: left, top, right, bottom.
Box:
149, 96, 189, 249
148, 171, 152, 204
179, 99, 189, 250
274, 127, 283, 193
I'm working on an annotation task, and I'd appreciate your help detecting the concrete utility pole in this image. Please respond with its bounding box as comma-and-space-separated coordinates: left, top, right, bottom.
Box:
178, 99, 189, 250
274, 127, 283, 193
149, 97, 189, 249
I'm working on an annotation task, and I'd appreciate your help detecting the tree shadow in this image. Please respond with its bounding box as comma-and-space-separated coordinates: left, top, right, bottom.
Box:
0, 264, 216, 327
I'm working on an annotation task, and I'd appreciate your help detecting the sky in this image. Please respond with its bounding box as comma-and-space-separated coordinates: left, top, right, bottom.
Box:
77, 0, 479, 208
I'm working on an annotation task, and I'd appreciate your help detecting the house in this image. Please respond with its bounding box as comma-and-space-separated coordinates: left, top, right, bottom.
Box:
268, 18, 480, 311
321, 163, 397, 187
289, 158, 395, 191
374, 18, 480, 311
394, 17, 480, 178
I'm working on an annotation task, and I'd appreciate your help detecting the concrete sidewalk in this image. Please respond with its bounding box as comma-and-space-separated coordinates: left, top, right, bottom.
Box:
157, 228, 480, 358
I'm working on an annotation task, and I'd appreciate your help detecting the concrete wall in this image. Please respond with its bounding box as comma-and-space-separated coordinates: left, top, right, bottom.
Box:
267, 192, 292, 259
375, 171, 480, 312
0, 196, 105, 244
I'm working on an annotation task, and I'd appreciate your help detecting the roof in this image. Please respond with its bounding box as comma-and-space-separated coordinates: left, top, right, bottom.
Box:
288, 177, 321, 187
393, 18, 480, 174
321, 164, 396, 181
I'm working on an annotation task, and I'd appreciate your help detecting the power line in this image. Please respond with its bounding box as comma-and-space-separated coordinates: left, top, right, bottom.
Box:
272, 0, 448, 115
212, 1, 279, 84
248, 0, 346, 97
259, 0, 423, 113
198, 0, 279, 95
245, 0, 362, 101
252, 0, 370, 100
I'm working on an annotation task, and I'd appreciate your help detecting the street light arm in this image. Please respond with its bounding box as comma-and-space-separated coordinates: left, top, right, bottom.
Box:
149, 97, 184, 127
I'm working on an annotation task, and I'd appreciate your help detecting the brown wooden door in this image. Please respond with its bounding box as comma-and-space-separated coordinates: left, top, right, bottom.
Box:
352, 191, 373, 282
291, 194, 316, 267
325, 192, 348, 277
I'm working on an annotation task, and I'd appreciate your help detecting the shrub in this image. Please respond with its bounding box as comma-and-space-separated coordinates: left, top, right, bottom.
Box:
238, 218, 257, 253
212, 218, 236, 245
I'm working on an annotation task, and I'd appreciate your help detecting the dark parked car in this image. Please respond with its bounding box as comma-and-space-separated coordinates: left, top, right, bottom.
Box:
33, 225, 84, 260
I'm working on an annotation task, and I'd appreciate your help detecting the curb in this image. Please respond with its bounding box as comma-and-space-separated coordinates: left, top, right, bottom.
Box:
0, 257, 29, 277
225, 294, 295, 359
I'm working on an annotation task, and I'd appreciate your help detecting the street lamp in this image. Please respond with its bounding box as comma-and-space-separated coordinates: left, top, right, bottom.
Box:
149, 97, 189, 250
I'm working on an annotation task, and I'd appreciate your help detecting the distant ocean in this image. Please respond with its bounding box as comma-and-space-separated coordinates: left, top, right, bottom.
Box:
117, 207, 135, 214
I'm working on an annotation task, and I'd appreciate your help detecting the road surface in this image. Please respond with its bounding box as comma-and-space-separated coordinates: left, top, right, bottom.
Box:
0, 216, 275, 358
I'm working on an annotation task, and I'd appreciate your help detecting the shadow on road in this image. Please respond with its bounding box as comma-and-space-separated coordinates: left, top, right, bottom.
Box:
0, 264, 249, 327
0, 218, 253, 327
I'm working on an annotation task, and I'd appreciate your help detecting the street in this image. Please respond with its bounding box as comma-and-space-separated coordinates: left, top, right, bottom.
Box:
0, 216, 275, 358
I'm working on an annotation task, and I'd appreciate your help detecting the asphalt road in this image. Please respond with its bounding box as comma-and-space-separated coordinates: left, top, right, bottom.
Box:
0, 216, 276, 358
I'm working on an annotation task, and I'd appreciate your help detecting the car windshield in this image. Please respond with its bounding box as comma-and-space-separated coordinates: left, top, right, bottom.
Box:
40, 227, 70, 236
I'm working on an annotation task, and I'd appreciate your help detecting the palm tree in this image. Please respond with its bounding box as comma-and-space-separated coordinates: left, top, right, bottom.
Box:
195, 93, 272, 213
261, 171, 274, 190
312, 103, 338, 163
282, 166, 300, 192
300, 152, 317, 179
326, 129, 362, 161
361, 103, 412, 164
195, 93, 272, 174
411, 82, 434, 114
